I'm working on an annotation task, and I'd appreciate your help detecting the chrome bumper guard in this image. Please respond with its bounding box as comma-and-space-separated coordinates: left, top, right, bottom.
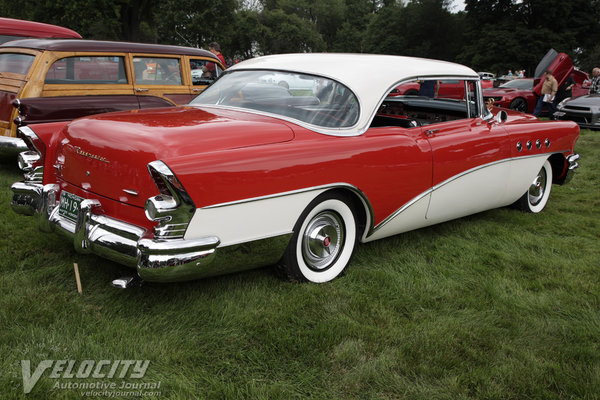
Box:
10, 182, 221, 282
0, 136, 28, 156
563, 153, 580, 184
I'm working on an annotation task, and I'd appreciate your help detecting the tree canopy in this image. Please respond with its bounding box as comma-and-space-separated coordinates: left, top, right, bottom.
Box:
2, 0, 599, 74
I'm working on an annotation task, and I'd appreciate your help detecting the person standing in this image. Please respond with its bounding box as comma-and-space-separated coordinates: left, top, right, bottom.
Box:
208, 42, 225, 66
590, 67, 600, 94
533, 70, 558, 117
202, 42, 226, 79
556, 74, 575, 103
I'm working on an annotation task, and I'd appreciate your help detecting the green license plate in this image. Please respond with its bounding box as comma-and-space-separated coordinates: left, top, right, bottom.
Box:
58, 191, 83, 222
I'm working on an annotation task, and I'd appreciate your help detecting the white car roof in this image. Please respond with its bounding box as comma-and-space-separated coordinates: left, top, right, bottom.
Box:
227, 53, 480, 135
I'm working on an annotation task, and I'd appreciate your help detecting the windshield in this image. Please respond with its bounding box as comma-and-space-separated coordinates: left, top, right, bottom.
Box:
0, 52, 35, 75
500, 79, 533, 90
191, 70, 359, 128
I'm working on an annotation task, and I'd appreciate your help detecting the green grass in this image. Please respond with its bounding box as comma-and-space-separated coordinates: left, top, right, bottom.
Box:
0, 130, 599, 399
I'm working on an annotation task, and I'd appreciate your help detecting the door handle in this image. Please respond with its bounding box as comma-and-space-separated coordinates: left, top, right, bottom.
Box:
425, 129, 439, 136
135, 88, 149, 92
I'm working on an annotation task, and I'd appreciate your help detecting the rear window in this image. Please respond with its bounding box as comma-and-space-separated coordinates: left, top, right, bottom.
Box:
45, 56, 127, 84
192, 70, 359, 128
0, 52, 35, 75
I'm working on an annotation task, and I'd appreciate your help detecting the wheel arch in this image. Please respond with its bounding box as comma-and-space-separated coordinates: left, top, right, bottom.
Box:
548, 152, 570, 185
316, 187, 372, 243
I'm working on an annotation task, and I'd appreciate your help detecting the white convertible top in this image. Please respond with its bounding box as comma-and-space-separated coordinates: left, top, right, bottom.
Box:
227, 53, 480, 135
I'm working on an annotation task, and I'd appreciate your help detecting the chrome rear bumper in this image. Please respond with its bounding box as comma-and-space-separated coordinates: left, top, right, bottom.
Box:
10, 182, 290, 283
0, 136, 28, 156
11, 182, 219, 282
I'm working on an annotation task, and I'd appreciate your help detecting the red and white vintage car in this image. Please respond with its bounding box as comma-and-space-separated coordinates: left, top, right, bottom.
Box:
10, 54, 580, 286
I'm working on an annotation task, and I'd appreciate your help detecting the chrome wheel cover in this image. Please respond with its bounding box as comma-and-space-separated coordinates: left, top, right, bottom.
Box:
528, 167, 547, 206
302, 211, 345, 271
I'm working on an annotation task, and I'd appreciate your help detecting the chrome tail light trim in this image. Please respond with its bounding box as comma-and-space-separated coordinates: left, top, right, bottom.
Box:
16, 126, 46, 184
146, 160, 196, 239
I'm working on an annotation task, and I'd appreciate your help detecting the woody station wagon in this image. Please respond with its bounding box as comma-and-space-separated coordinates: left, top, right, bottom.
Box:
0, 39, 224, 154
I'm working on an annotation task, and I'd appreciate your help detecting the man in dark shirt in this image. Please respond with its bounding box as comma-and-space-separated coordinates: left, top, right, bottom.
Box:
590, 68, 600, 94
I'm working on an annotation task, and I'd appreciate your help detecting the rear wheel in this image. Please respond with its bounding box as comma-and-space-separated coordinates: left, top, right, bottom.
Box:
279, 194, 357, 283
516, 160, 552, 213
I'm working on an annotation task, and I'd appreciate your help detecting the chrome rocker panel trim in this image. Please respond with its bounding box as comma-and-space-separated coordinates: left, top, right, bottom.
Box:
10, 182, 291, 283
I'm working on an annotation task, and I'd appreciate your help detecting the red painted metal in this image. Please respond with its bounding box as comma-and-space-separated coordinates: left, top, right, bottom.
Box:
0, 17, 81, 40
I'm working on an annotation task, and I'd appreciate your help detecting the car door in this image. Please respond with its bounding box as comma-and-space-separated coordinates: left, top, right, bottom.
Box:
424, 81, 511, 223
131, 54, 194, 105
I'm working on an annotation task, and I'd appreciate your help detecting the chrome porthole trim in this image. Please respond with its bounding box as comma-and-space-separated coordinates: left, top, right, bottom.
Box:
516, 142, 522, 152
536, 139, 541, 149
526, 140, 532, 150
545, 138, 550, 148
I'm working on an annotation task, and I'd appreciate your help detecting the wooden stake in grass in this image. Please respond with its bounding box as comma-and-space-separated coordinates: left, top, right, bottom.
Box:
73, 263, 82, 294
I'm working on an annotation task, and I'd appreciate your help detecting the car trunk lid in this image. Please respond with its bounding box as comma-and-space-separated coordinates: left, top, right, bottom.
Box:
56, 106, 295, 207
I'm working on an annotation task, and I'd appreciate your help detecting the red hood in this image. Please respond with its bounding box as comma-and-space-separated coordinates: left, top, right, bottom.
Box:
484, 87, 524, 96
56, 106, 295, 207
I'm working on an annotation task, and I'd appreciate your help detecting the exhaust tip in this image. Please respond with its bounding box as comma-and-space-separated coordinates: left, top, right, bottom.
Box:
111, 275, 142, 289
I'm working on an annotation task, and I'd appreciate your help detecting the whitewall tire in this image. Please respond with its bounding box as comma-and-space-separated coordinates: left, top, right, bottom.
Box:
280, 194, 357, 283
516, 160, 552, 213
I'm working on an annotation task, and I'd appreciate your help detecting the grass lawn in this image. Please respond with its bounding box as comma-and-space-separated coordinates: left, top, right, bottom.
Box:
0, 129, 598, 399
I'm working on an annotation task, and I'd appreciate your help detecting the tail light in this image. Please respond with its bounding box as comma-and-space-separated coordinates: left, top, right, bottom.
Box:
17, 126, 46, 184
145, 160, 196, 239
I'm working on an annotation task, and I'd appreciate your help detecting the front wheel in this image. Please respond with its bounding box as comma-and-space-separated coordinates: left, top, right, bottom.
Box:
279, 194, 357, 283
515, 160, 552, 213
510, 98, 528, 113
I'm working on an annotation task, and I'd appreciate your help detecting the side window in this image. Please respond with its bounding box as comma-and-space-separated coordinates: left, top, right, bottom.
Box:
133, 57, 182, 85
376, 78, 473, 128
45, 56, 127, 84
189, 58, 223, 86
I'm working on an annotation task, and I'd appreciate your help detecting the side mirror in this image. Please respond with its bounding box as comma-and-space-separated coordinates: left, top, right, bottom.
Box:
495, 110, 508, 124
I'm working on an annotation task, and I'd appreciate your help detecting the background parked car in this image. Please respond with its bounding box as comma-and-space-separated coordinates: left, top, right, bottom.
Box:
484, 49, 589, 114
484, 78, 537, 113
389, 79, 472, 99
0, 17, 81, 44
477, 72, 495, 89
555, 94, 600, 129
0, 39, 225, 154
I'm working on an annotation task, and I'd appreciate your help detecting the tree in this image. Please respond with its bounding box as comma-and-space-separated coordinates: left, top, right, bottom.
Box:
362, 0, 464, 61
